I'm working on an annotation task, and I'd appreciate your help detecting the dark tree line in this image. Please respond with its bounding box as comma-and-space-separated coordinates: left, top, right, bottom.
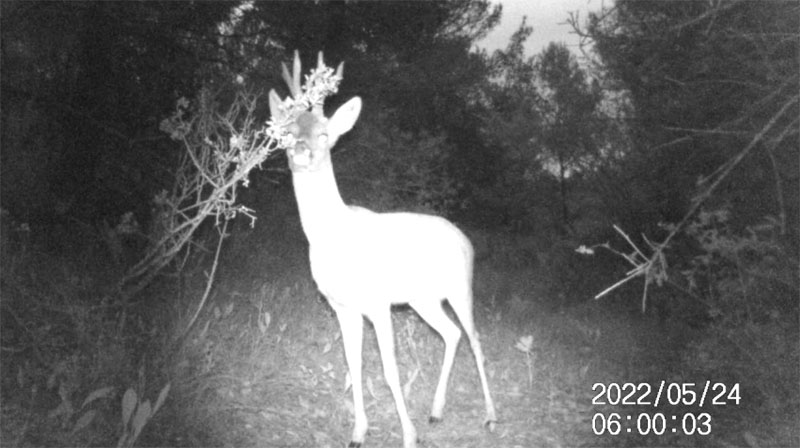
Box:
1, 1, 232, 225
2, 0, 796, 274
584, 0, 798, 237
1, 1, 504, 228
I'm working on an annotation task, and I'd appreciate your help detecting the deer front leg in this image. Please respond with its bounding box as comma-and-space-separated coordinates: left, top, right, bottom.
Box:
333, 306, 368, 447
370, 310, 418, 448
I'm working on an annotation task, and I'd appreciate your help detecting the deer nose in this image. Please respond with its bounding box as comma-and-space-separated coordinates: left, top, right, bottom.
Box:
294, 138, 310, 151
288, 145, 312, 167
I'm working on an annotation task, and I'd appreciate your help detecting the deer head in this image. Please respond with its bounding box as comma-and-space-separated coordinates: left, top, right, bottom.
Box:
268, 51, 361, 173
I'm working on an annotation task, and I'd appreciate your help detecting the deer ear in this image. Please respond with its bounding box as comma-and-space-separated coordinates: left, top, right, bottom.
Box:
269, 89, 284, 121
328, 97, 362, 138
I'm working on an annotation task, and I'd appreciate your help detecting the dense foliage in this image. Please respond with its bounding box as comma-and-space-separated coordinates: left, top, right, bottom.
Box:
586, 0, 798, 233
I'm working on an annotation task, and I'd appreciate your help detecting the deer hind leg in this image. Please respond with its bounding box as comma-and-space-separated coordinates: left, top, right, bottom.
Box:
332, 306, 369, 447
447, 289, 498, 429
410, 299, 461, 423
370, 310, 418, 448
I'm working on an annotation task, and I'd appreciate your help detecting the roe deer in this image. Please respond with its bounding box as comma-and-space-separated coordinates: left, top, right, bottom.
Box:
268, 51, 496, 448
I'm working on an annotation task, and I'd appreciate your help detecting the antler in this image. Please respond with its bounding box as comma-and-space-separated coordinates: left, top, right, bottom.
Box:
280, 50, 345, 115
281, 50, 303, 99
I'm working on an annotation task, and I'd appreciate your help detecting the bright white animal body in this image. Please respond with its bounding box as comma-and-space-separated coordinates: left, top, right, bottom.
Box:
269, 51, 496, 448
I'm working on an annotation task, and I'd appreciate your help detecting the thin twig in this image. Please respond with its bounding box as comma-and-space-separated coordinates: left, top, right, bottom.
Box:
183, 219, 229, 336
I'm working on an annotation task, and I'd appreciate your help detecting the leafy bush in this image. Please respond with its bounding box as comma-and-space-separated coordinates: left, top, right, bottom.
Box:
678, 207, 798, 437
679, 208, 797, 324
1, 223, 127, 445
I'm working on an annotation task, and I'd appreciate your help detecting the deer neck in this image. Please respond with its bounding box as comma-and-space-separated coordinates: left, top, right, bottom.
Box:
291, 160, 350, 245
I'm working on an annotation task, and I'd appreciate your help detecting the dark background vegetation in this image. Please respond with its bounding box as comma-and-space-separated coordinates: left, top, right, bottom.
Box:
1, 1, 797, 446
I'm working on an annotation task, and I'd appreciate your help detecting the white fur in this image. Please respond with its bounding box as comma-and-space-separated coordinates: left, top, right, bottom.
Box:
269, 90, 496, 448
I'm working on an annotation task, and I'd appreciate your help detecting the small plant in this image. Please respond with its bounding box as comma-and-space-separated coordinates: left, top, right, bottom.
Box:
514, 335, 535, 389
46, 358, 116, 438
121, 52, 345, 299
70, 386, 115, 436
133, 52, 345, 333
116, 383, 170, 448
